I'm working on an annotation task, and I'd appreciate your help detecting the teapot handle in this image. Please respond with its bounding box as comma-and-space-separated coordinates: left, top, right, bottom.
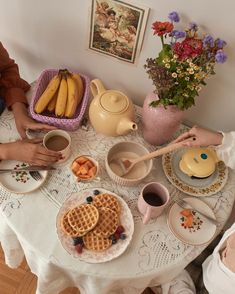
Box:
90, 79, 106, 98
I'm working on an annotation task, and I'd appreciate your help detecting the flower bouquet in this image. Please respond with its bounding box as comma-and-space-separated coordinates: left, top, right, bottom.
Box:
144, 11, 227, 110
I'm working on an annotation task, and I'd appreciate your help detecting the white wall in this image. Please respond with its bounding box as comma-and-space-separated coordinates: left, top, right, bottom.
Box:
0, 0, 234, 131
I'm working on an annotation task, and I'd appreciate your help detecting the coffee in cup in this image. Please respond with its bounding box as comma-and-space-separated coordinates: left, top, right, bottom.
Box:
43, 130, 71, 163
138, 182, 170, 224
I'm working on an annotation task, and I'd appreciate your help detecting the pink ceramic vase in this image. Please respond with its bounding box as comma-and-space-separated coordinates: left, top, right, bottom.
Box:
141, 93, 185, 145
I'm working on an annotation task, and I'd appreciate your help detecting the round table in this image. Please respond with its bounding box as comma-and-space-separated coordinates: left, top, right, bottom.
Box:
0, 108, 235, 294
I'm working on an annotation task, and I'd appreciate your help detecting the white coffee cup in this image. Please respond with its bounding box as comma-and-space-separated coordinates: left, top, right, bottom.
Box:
43, 130, 71, 163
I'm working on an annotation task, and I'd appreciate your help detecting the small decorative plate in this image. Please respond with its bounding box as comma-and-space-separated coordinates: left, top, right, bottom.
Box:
167, 197, 217, 246
162, 148, 228, 197
56, 188, 134, 263
0, 161, 48, 194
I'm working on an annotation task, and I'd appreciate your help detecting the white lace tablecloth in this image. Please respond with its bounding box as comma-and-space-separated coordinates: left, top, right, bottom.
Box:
0, 107, 235, 294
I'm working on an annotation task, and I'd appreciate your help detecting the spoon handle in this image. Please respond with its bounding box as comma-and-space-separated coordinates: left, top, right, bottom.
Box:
133, 139, 193, 165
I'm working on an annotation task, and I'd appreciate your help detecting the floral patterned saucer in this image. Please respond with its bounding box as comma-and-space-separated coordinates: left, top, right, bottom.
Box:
162, 148, 228, 197
0, 160, 48, 194
56, 188, 134, 263
167, 197, 217, 246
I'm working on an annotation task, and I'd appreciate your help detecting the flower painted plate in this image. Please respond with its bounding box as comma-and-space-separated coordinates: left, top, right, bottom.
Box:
167, 197, 217, 246
56, 188, 134, 263
162, 148, 228, 197
0, 160, 48, 194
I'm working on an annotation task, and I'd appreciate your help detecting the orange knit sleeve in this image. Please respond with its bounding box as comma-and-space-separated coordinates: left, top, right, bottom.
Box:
0, 42, 30, 109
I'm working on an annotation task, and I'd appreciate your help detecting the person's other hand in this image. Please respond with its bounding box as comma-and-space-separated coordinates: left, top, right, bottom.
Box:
12, 102, 56, 138
173, 125, 223, 147
1, 138, 61, 166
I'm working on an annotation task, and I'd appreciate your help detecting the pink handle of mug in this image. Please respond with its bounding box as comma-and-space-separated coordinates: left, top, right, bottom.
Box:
143, 206, 151, 225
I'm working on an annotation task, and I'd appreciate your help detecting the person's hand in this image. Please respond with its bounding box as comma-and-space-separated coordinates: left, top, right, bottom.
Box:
173, 125, 223, 147
0, 138, 61, 166
12, 102, 56, 138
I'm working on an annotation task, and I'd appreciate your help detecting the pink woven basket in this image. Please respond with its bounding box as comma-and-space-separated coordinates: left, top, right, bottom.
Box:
29, 69, 90, 131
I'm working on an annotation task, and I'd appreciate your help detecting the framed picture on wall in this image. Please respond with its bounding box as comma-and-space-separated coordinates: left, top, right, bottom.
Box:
89, 0, 149, 64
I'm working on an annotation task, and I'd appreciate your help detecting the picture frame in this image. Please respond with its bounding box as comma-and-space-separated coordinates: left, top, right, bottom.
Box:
89, 0, 149, 64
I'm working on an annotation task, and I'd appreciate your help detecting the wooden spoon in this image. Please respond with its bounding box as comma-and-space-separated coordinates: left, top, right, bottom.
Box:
116, 138, 195, 177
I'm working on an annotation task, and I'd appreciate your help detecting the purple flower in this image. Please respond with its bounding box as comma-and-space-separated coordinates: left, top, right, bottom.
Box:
189, 22, 198, 31
171, 30, 186, 39
215, 50, 227, 63
203, 35, 214, 48
168, 11, 180, 23
216, 38, 227, 49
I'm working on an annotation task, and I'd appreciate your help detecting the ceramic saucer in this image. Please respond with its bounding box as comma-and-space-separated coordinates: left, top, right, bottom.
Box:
167, 197, 217, 246
162, 148, 228, 197
0, 160, 48, 194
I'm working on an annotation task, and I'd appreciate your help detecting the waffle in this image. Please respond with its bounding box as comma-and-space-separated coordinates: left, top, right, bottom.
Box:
93, 207, 119, 237
60, 211, 79, 237
93, 193, 121, 215
83, 230, 112, 252
67, 204, 99, 235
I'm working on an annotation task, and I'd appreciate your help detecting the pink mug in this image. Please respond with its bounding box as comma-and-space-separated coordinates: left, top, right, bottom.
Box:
138, 182, 170, 224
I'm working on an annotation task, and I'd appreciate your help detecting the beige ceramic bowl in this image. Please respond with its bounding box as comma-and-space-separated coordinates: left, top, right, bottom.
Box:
105, 141, 153, 186
71, 155, 99, 182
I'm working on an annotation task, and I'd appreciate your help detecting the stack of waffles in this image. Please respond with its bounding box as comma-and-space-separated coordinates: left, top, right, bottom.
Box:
60, 193, 122, 252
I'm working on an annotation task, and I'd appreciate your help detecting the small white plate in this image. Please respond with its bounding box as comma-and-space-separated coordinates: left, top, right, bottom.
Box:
162, 148, 228, 197
0, 160, 48, 194
56, 188, 134, 263
167, 197, 217, 246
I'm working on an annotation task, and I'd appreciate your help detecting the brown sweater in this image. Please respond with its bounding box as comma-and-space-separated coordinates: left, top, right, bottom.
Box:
0, 42, 30, 108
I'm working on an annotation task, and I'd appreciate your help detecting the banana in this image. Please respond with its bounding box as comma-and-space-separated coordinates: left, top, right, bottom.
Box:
47, 90, 58, 112
72, 73, 84, 106
55, 73, 68, 117
34, 74, 61, 113
65, 74, 79, 118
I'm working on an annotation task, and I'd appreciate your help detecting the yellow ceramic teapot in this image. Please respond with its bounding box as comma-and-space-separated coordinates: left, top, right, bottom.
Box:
179, 147, 219, 178
89, 79, 138, 136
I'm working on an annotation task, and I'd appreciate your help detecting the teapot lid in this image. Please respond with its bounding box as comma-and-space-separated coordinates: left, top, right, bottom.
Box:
100, 90, 129, 113
179, 147, 218, 178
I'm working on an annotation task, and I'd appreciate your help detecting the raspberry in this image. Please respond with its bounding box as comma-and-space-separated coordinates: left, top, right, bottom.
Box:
86, 196, 93, 203
93, 189, 100, 195
114, 232, 120, 240
75, 244, 83, 254
116, 225, 125, 234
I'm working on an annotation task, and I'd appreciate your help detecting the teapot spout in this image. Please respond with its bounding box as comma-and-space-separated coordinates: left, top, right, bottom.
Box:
117, 118, 138, 136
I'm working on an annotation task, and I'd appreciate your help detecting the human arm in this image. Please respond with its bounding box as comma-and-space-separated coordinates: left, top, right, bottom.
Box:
0, 42, 56, 138
173, 126, 235, 169
0, 42, 29, 108
0, 138, 61, 166
11, 102, 56, 139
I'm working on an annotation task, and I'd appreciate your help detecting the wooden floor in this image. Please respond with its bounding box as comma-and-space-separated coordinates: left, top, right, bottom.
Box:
0, 245, 153, 294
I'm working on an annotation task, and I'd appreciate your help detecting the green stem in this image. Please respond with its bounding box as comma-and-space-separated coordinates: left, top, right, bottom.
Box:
160, 35, 164, 47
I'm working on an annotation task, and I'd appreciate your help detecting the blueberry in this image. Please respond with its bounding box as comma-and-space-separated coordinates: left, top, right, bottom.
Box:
112, 238, 117, 244
93, 189, 100, 195
72, 237, 83, 246
86, 196, 93, 203
120, 233, 127, 240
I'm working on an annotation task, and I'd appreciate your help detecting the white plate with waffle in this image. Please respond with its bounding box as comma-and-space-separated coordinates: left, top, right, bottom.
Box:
56, 188, 134, 263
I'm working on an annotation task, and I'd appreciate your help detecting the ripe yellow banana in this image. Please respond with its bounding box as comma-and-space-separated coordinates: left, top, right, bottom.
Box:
72, 73, 84, 106
34, 74, 61, 113
47, 90, 58, 112
55, 74, 68, 117
65, 74, 79, 118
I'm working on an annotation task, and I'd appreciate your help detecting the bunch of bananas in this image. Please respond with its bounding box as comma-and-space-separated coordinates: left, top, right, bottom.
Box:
34, 69, 84, 118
